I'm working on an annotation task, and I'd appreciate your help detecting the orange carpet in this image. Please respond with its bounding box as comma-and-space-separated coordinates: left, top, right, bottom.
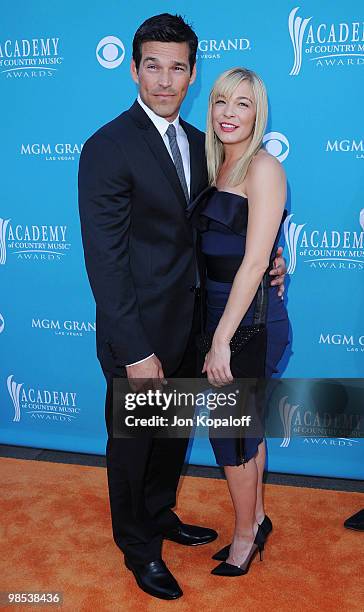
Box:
1, 457, 363, 611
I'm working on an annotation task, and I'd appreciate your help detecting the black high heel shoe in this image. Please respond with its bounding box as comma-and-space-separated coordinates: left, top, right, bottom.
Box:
212, 515, 272, 561
211, 540, 263, 576
258, 515, 273, 537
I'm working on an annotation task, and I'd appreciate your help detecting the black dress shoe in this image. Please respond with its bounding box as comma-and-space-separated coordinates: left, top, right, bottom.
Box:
212, 515, 272, 561
344, 509, 364, 531
124, 558, 182, 600
164, 523, 218, 546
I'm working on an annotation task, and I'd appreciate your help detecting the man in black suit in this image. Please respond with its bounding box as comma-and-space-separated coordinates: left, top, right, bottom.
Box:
78, 14, 285, 600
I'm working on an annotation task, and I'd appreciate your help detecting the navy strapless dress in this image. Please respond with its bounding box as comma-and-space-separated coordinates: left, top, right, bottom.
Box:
188, 186, 290, 466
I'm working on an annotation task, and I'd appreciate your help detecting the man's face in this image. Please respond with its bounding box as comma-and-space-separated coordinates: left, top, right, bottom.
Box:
131, 41, 196, 122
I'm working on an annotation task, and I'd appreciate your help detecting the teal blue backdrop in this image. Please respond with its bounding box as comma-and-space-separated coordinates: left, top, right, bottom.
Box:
1, 1, 363, 478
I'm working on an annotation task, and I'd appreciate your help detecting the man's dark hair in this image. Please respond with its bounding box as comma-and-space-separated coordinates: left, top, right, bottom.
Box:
132, 13, 198, 74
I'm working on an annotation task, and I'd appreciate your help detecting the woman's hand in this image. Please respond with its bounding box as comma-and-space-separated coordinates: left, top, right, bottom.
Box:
202, 338, 234, 387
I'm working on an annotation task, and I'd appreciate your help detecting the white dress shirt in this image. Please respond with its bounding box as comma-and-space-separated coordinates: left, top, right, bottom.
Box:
137, 94, 191, 194
125, 96, 191, 368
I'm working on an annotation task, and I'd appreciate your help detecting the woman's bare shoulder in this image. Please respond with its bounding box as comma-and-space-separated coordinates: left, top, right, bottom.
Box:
247, 148, 286, 188
250, 148, 284, 174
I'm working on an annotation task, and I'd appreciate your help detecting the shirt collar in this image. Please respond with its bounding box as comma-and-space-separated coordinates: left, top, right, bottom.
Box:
137, 94, 180, 137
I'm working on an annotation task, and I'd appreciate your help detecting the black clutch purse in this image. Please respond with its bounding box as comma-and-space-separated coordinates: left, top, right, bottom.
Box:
196, 323, 265, 357
196, 269, 269, 378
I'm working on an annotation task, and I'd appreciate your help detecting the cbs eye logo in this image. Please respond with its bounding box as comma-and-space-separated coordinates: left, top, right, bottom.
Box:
96, 36, 125, 69
263, 132, 290, 163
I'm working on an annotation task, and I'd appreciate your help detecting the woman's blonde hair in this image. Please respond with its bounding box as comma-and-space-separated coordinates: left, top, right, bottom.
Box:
206, 67, 268, 187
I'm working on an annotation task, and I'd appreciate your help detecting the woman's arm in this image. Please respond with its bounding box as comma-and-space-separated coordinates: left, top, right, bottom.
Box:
203, 153, 286, 386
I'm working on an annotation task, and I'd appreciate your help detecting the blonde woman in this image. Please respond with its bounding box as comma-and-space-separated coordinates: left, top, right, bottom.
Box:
188, 68, 289, 576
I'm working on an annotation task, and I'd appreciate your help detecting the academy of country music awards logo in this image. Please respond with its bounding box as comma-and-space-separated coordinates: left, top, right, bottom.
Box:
6, 374, 79, 423
289, 7, 364, 75
0, 37, 63, 79
31, 317, 95, 337
20, 143, 83, 162
0, 218, 71, 264
284, 210, 364, 273
278, 395, 361, 449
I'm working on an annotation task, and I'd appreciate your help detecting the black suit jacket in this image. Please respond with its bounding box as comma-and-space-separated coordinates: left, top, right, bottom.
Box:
78, 100, 208, 375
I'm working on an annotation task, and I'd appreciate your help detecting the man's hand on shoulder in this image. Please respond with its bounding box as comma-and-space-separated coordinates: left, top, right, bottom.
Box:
126, 354, 166, 392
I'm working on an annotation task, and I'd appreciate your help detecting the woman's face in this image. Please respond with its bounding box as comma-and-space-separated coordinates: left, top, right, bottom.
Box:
212, 79, 256, 147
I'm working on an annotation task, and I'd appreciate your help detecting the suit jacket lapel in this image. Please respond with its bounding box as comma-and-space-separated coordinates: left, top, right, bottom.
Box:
180, 118, 203, 202
127, 101, 188, 209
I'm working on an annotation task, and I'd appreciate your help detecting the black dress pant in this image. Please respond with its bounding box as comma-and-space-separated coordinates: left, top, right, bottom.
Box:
102, 297, 200, 564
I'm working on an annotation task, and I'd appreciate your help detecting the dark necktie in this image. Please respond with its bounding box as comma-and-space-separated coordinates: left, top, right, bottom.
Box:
166, 123, 199, 285
166, 123, 189, 203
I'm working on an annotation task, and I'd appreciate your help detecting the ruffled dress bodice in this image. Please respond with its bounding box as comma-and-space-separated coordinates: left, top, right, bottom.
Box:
187, 186, 287, 331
